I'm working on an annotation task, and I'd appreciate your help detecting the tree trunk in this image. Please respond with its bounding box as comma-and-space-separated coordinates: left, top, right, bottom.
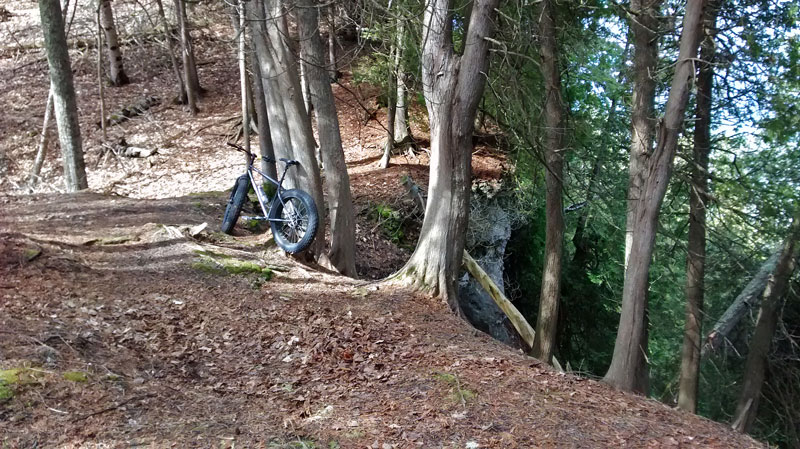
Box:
96, 4, 108, 140
228, 3, 256, 129
238, 0, 250, 162
701, 249, 781, 357
380, 34, 398, 169
39, 0, 88, 192
174, 0, 200, 112
326, 4, 337, 81
393, 19, 410, 142
99, 0, 129, 86
531, 0, 565, 364
624, 0, 662, 270
677, 0, 719, 413
604, 0, 707, 394
250, 44, 278, 181
251, 0, 326, 257
731, 208, 800, 433
395, 0, 500, 309
154, 0, 186, 104
297, 0, 357, 277
299, 48, 313, 115
28, 92, 55, 188
380, 90, 396, 168
28, 0, 71, 190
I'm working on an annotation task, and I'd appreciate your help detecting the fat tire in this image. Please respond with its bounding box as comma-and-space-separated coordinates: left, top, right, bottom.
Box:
269, 189, 319, 254
221, 175, 250, 234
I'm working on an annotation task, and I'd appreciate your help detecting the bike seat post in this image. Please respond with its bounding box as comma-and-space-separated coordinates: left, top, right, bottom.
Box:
277, 161, 292, 191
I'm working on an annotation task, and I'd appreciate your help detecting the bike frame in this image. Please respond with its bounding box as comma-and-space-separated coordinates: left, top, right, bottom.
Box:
230, 143, 294, 223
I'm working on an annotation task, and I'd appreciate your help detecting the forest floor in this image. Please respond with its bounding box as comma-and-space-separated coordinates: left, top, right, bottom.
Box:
0, 1, 764, 447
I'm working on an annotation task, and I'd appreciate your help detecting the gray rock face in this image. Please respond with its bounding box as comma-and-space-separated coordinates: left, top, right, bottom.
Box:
458, 194, 520, 347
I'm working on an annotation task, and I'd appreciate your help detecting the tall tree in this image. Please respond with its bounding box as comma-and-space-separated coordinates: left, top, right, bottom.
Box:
604, 0, 708, 394
250, 50, 278, 181
393, 17, 410, 142
154, 0, 186, 103
732, 207, 800, 433
238, 0, 251, 159
29, 0, 73, 189
297, 0, 358, 276
174, 0, 200, 113
326, 4, 338, 81
677, 0, 720, 413
39, 0, 88, 191
379, 20, 398, 169
251, 0, 326, 257
624, 0, 662, 270
394, 0, 501, 307
98, 0, 129, 86
531, 0, 566, 364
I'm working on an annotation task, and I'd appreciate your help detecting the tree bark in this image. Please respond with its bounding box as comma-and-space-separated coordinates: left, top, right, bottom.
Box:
604, 0, 707, 394
250, 44, 278, 181
28, 0, 71, 190
96, 4, 108, 140
624, 0, 662, 270
174, 0, 200, 113
251, 0, 326, 257
677, 0, 719, 413
393, 19, 410, 142
380, 33, 398, 169
395, 0, 500, 309
28, 92, 54, 188
731, 208, 800, 433
299, 47, 312, 115
531, 0, 565, 364
154, 0, 186, 104
39, 0, 88, 192
326, 4, 338, 81
701, 249, 781, 357
238, 0, 251, 163
99, 0, 129, 86
297, 0, 358, 276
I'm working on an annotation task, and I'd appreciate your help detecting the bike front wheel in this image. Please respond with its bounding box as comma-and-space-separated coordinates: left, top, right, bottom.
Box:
269, 189, 319, 254
221, 175, 250, 234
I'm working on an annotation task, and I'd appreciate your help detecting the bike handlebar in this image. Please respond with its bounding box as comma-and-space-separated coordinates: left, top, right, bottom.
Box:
227, 142, 299, 167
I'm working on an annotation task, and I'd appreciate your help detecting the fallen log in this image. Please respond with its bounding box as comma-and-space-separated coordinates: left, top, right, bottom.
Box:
701, 249, 781, 358
97, 96, 160, 128
462, 250, 536, 349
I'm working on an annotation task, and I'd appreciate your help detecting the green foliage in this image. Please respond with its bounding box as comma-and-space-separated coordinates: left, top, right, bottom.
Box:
369, 202, 407, 245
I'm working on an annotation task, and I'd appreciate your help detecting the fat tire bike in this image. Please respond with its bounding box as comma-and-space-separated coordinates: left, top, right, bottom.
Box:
221, 142, 319, 254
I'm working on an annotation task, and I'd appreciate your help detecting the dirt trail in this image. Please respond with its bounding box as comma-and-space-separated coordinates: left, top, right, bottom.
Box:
0, 193, 761, 448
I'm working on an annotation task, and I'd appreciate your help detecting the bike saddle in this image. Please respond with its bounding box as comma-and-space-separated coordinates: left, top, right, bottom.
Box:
280, 158, 300, 166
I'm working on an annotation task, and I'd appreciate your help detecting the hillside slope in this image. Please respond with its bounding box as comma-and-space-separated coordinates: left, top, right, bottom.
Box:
0, 193, 761, 448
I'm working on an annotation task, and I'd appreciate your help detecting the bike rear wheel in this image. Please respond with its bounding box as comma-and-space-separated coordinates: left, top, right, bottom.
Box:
269, 189, 319, 254
221, 175, 250, 234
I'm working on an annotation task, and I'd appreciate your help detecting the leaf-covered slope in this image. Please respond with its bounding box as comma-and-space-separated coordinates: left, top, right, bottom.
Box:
0, 193, 762, 448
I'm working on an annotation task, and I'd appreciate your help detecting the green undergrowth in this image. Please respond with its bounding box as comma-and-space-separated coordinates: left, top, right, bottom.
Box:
433, 371, 476, 404
0, 366, 47, 400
